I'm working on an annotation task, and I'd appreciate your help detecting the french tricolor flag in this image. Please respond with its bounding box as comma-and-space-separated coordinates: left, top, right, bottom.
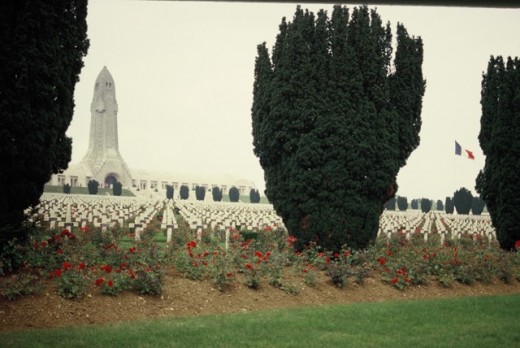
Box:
455, 141, 474, 160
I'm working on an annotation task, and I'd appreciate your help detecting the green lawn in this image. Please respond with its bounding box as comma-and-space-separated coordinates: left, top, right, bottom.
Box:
1, 294, 518, 347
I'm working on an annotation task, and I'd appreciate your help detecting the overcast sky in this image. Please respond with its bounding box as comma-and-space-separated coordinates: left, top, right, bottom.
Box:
67, 0, 520, 201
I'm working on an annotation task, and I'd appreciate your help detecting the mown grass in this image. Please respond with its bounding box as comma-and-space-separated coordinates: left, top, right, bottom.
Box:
1, 294, 519, 347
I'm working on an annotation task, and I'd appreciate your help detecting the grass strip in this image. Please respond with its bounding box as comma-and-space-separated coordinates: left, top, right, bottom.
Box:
1, 294, 519, 347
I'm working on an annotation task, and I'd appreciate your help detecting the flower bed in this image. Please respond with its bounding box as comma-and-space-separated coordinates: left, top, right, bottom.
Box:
1, 222, 520, 301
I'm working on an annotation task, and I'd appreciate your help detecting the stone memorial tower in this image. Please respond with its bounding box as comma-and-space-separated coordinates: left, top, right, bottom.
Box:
80, 66, 132, 187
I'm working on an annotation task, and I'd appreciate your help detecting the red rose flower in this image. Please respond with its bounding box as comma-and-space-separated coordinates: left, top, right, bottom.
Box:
378, 257, 387, 266
50, 269, 62, 278
57, 249, 63, 255
62, 262, 74, 271
100, 264, 113, 273
392, 277, 399, 284
245, 263, 253, 270
95, 278, 105, 286
286, 235, 297, 246
129, 247, 136, 254
108, 280, 114, 287
78, 262, 86, 270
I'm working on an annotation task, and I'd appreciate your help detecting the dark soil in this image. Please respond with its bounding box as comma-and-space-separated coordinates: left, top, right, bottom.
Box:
2, 267, 519, 333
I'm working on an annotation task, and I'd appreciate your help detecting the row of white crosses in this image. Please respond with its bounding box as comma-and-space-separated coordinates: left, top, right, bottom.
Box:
378, 210, 425, 240
174, 200, 285, 231
128, 199, 164, 241
38, 194, 496, 246
379, 210, 496, 244
37, 193, 163, 235
160, 200, 178, 243
438, 213, 495, 242
36, 194, 285, 243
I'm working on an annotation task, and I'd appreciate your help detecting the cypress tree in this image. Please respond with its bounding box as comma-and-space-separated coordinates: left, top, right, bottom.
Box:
229, 187, 240, 203
421, 198, 432, 213
476, 56, 520, 250
166, 185, 174, 200
453, 187, 473, 215
384, 197, 396, 210
87, 180, 99, 195
445, 197, 454, 214
397, 196, 408, 211
252, 5, 424, 250
249, 189, 260, 203
195, 186, 206, 201
436, 199, 444, 211
180, 185, 189, 200
212, 187, 223, 202
471, 196, 486, 216
411, 199, 419, 210
63, 184, 71, 194
0, 1, 89, 246
112, 181, 122, 196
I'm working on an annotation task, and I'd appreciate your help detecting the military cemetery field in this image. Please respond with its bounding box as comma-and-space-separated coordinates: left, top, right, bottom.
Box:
1, 193, 520, 345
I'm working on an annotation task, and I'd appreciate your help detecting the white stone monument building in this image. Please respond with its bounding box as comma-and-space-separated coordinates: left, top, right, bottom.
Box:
48, 67, 257, 198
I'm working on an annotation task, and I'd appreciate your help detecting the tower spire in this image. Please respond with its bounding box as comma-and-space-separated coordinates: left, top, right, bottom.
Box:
80, 67, 132, 187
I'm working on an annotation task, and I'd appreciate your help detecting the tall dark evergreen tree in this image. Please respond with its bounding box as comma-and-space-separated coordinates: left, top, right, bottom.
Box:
471, 196, 486, 216
212, 187, 223, 202
252, 5, 424, 250
87, 180, 99, 195
384, 197, 396, 210
166, 185, 174, 200
195, 186, 206, 201
445, 197, 454, 214
397, 196, 408, 211
180, 185, 189, 200
436, 199, 444, 211
421, 198, 432, 213
411, 199, 419, 210
453, 187, 473, 215
477, 56, 520, 250
63, 184, 71, 194
112, 181, 122, 196
0, 1, 89, 246
229, 186, 240, 203
250, 189, 261, 203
